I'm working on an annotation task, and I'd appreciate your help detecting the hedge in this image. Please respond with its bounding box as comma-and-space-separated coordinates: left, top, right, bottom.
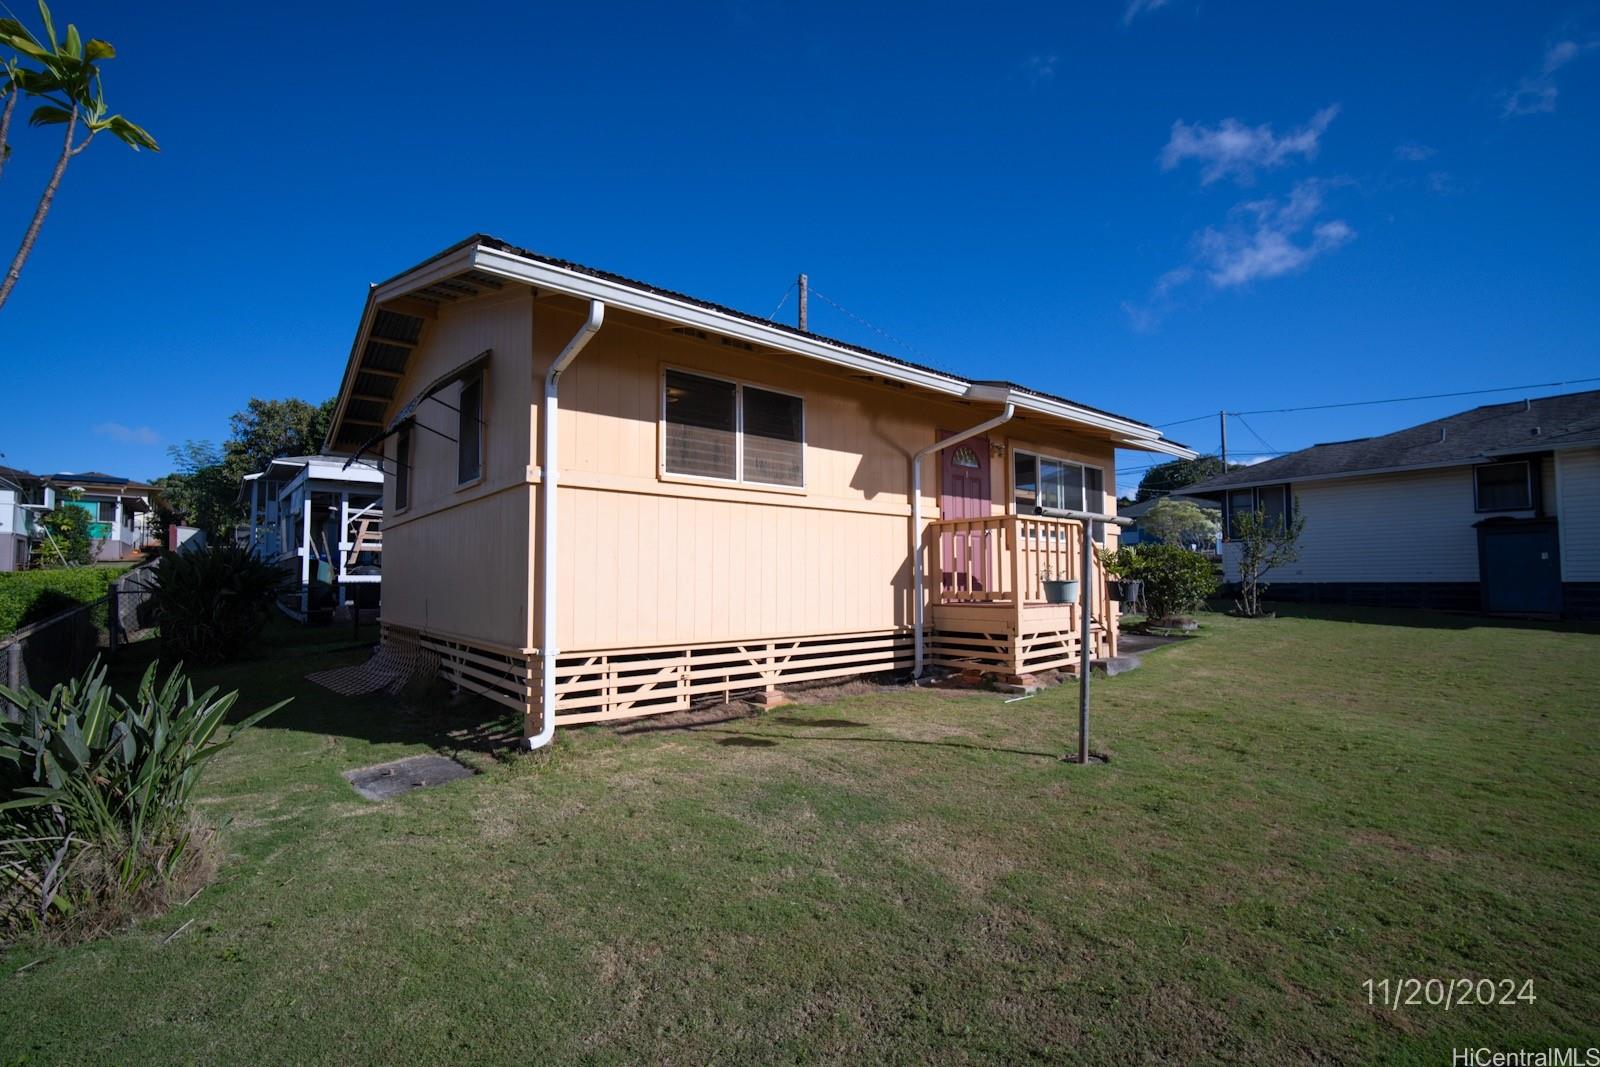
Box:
0, 567, 129, 640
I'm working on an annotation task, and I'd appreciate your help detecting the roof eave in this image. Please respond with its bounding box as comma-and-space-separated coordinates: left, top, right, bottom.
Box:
469, 243, 969, 398
326, 238, 1195, 457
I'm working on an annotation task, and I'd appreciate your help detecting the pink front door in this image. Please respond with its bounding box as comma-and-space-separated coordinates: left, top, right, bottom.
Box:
938, 432, 992, 594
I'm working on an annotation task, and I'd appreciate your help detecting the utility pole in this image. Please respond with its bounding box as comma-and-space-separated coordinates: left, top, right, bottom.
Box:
1219, 410, 1229, 469
797, 273, 808, 332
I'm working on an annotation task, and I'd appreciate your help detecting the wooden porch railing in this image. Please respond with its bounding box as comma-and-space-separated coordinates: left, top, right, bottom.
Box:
927, 513, 1113, 619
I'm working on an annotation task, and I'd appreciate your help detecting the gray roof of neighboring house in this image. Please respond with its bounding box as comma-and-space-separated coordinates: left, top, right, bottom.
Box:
0, 464, 40, 491
48, 471, 133, 485
1179, 388, 1600, 495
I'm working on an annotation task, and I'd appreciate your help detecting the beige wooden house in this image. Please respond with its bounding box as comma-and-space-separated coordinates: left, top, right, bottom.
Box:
325, 236, 1193, 745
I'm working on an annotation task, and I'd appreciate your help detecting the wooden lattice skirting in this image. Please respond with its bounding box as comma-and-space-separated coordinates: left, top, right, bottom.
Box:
382, 621, 1111, 732
381, 624, 914, 728
928, 625, 1109, 676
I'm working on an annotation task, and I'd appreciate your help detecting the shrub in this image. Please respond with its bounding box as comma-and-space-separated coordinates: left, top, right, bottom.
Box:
152, 545, 286, 663
1116, 543, 1217, 622
0, 567, 125, 639
0, 660, 287, 942
35, 505, 94, 567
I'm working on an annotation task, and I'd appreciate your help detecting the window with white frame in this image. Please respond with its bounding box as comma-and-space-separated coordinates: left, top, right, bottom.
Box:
1474, 460, 1532, 512
457, 373, 483, 485
1012, 450, 1105, 515
663, 369, 804, 487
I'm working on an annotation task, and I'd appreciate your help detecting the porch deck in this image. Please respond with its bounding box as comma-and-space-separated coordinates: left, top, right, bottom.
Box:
926, 513, 1116, 678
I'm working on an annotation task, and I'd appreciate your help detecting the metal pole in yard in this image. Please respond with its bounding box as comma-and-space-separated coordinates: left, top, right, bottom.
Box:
1032, 506, 1133, 765
1078, 518, 1092, 765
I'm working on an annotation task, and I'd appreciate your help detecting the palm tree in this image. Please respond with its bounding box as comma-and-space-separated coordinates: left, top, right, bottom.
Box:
0, 2, 157, 311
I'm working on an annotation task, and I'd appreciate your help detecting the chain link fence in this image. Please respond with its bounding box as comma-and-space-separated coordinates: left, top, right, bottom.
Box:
1, 562, 159, 693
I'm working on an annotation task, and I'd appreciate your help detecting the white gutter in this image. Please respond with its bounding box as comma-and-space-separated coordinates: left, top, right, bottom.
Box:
911, 404, 1016, 677
527, 299, 606, 751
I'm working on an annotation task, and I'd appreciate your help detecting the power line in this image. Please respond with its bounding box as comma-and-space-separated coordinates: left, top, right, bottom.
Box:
1158, 374, 1600, 427
766, 281, 796, 322
808, 287, 940, 365
1233, 414, 1278, 456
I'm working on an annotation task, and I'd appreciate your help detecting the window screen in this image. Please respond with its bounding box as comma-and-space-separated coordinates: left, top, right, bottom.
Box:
664, 370, 737, 479
1259, 485, 1287, 529
1084, 466, 1105, 513
1013, 453, 1038, 512
742, 386, 803, 486
1227, 488, 1255, 537
1475, 461, 1531, 512
457, 375, 483, 484
395, 425, 411, 510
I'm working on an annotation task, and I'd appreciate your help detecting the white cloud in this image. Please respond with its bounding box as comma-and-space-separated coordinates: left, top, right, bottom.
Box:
1503, 38, 1599, 116
1393, 141, 1435, 161
1197, 181, 1355, 288
1024, 53, 1059, 83
1124, 180, 1354, 329
94, 422, 161, 446
1122, 0, 1170, 27
1160, 105, 1340, 185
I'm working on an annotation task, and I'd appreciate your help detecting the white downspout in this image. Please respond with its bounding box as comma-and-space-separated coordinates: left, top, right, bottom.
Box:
911, 403, 1015, 677
527, 298, 606, 750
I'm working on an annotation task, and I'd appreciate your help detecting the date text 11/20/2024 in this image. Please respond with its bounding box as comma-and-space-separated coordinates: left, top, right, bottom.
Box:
1364, 978, 1536, 1012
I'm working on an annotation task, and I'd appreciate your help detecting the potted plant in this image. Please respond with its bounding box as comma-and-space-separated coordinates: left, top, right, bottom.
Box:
1097, 546, 1144, 606
1041, 567, 1079, 605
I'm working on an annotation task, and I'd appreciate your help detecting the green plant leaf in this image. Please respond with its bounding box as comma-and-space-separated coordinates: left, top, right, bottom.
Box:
27, 102, 71, 127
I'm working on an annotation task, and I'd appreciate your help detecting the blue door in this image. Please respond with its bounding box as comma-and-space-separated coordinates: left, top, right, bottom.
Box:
1477, 520, 1561, 615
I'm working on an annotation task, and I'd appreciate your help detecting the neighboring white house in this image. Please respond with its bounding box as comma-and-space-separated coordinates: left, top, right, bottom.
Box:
239, 455, 385, 621
1179, 389, 1600, 619
40, 472, 158, 564
0, 465, 42, 572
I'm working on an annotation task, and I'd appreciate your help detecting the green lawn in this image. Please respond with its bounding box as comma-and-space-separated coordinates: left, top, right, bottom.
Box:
4, 609, 1598, 1065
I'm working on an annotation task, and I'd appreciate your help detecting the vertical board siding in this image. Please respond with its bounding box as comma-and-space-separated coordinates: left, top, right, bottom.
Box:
1557, 447, 1600, 581
556, 487, 917, 649
384, 487, 530, 642
379, 289, 535, 647
386, 297, 1120, 660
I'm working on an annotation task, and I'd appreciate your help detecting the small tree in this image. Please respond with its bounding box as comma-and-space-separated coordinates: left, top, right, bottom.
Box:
0, 2, 158, 312
1140, 498, 1220, 548
1232, 508, 1306, 618
35, 500, 92, 566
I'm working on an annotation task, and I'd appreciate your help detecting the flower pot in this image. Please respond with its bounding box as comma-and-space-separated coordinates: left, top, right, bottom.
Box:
1043, 579, 1079, 605
1108, 579, 1143, 603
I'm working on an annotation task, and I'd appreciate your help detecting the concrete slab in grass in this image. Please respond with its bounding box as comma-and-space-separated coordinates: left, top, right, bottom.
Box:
344, 754, 474, 800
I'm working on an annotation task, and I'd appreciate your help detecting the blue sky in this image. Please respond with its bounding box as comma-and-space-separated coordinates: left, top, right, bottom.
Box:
1, 1, 1596, 496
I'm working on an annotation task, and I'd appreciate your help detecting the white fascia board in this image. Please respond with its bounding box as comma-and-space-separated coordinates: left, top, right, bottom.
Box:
1115, 436, 1198, 459
468, 244, 969, 398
